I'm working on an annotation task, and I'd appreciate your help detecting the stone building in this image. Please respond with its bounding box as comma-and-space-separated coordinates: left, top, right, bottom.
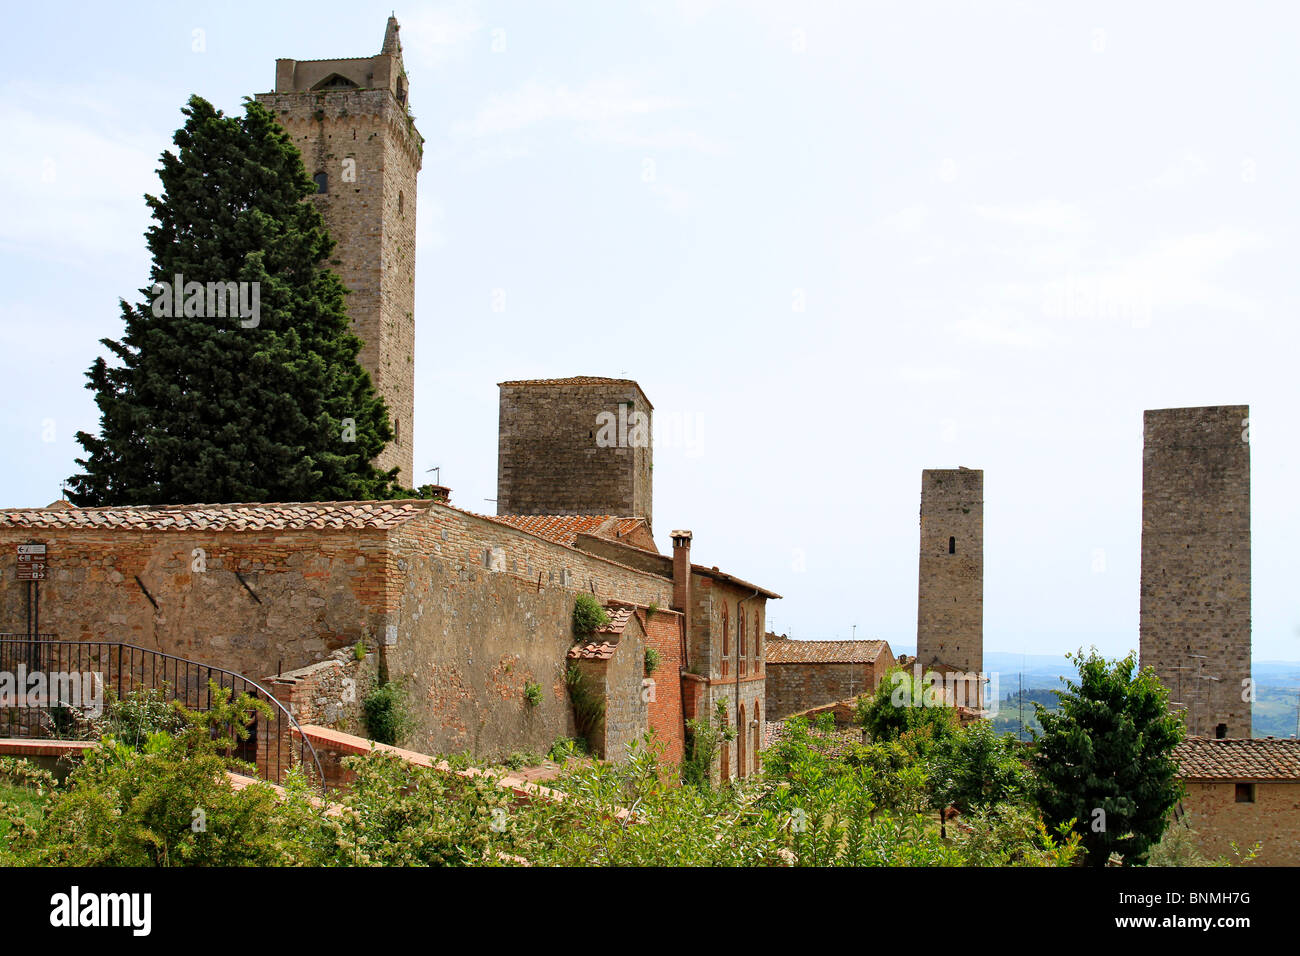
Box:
763, 636, 896, 721
1140, 405, 1251, 738
497, 378, 654, 528
255, 16, 422, 486
1173, 737, 1300, 866
916, 468, 983, 708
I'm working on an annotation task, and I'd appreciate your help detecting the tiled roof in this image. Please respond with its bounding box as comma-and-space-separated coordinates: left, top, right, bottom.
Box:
568, 603, 636, 660
499, 376, 639, 387
1175, 737, 1300, 781
766, 639, 888, 664
0, 499, 434, 532
488, 514, 647, 547
567, 641, 618, 661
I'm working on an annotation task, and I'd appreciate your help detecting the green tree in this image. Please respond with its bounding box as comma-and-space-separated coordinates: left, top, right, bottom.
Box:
856, 666, 960, 752
1033, 648, 1186, 867
69, 95, 402, 506
929, 719, 1033, 816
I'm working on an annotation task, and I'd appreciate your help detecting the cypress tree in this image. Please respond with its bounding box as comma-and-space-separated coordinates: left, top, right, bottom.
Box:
69, 95, 403, 506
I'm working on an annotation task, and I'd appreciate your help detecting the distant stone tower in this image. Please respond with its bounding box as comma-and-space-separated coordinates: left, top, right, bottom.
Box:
916, 468, 983, 706
256, 16, 422, 487
497, 377, 653, 526
1140, 405, 1251, 739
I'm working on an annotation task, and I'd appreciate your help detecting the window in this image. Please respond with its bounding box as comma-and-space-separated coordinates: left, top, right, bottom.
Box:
1215, 723, 1228, 739
394, 417, 400, 445
739, 608, 747, 675
948, 536, 956, 554
753, 700, 762, 773
313, 172, 328, 194
720, 605, 730, 676
398, 191, 405, 215
1235, 783, 1256, 803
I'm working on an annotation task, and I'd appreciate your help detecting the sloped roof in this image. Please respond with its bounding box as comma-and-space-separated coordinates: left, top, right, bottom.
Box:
0, 500, 434, 532
488, 514, 648, 548
766, 639, 888, 664
1175, 738, 1300, 781
568, 604, 637, 660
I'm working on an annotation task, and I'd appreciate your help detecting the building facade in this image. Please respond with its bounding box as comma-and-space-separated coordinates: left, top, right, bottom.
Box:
763, 637, 896, 721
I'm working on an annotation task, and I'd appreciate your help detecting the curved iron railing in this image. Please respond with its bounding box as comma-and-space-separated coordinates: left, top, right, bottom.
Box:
0, 636, 324, 791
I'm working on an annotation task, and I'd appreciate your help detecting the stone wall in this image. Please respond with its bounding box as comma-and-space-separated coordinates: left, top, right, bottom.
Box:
497, 379, 653, 525
0, 526, 392, 680
765, 658, 893, 722
916, 468, 983, 701
1178, 780, 1300, 866
1140, 406, 1251, 737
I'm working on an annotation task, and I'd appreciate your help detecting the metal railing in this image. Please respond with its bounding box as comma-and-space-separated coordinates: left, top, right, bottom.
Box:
0, 636, 323, 791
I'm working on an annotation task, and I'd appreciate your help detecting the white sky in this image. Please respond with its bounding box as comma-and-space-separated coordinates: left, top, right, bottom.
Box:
0, 1, 1296, 660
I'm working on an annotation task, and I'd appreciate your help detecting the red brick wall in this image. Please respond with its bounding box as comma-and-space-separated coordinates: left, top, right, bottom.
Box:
639, 607, 684, 766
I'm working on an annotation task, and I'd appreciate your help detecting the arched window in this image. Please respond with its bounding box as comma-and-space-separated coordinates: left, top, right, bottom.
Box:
739, 608, 747, 675
313, 172, 328, 194
719, 730, 730, 781
398, 191, 405, 215
753, 700, 762, 773
948, 536, 956, 554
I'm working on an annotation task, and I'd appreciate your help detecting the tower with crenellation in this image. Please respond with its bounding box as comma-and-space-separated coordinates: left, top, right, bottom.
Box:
256, 15, 421, 487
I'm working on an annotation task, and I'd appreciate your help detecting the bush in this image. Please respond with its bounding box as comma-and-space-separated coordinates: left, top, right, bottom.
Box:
572, 594, 611, 635
565, 664, 605, 754
363, 681, 413, 746
644, 647, 661, 676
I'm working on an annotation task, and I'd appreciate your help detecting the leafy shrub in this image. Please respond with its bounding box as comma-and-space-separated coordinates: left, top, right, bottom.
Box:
523, 681, 543, 707
547, 736, 588, 762
682, 699, 734, 789
644, 647, 661, 676
572, 594, 611, 635
363, 680, 413, 746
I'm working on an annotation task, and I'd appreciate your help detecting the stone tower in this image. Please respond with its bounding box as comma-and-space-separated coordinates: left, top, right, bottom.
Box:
1140, 405, 1251, 739
916, 468, 983, 706
256, 16, 422, 487
496, 377, 653, 526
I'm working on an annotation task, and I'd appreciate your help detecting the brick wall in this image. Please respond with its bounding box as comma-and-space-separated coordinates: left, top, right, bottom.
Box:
497, 380, 653, 525
1140, 406, 1251, 738
640, 607, 685, 766
1177, 780, 1300, 866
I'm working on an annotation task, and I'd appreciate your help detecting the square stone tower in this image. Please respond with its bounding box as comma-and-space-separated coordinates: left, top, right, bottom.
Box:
916, 467, 983, 706
497, 377, 653, 526
1140, 405, 1251, 739
256, 16, 422, 487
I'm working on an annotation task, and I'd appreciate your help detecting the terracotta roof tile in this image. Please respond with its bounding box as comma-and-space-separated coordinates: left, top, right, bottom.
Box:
765, 639, 888, 664
567, 641, 619, 661
488, 514, 646, 547
1175, 737, 1300, 781
0, 499, 434, 533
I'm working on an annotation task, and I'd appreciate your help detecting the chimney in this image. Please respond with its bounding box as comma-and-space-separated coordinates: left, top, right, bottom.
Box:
671, 530, 693, 614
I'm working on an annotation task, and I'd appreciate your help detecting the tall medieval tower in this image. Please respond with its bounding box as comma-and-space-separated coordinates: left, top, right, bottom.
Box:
1140, 405, 1251, 739
256, 16, 422, 487
916, 467, 983, 706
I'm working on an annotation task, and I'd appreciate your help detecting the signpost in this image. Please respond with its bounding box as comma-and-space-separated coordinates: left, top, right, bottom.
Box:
17, 543, 47, 642
17, 543, 47, 581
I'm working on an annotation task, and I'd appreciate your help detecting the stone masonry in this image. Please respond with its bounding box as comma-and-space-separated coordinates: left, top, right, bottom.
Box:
255, 16, 421, 486
1140, 405, 1251, 738
916, 468, 983, 707
497, 378, 654, 527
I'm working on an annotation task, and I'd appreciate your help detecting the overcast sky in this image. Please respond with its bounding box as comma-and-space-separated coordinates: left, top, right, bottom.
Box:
1, 1, 1296, 661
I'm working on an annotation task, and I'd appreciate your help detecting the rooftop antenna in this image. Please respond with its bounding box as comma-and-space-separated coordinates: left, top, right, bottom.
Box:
425, 466, 441, 484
